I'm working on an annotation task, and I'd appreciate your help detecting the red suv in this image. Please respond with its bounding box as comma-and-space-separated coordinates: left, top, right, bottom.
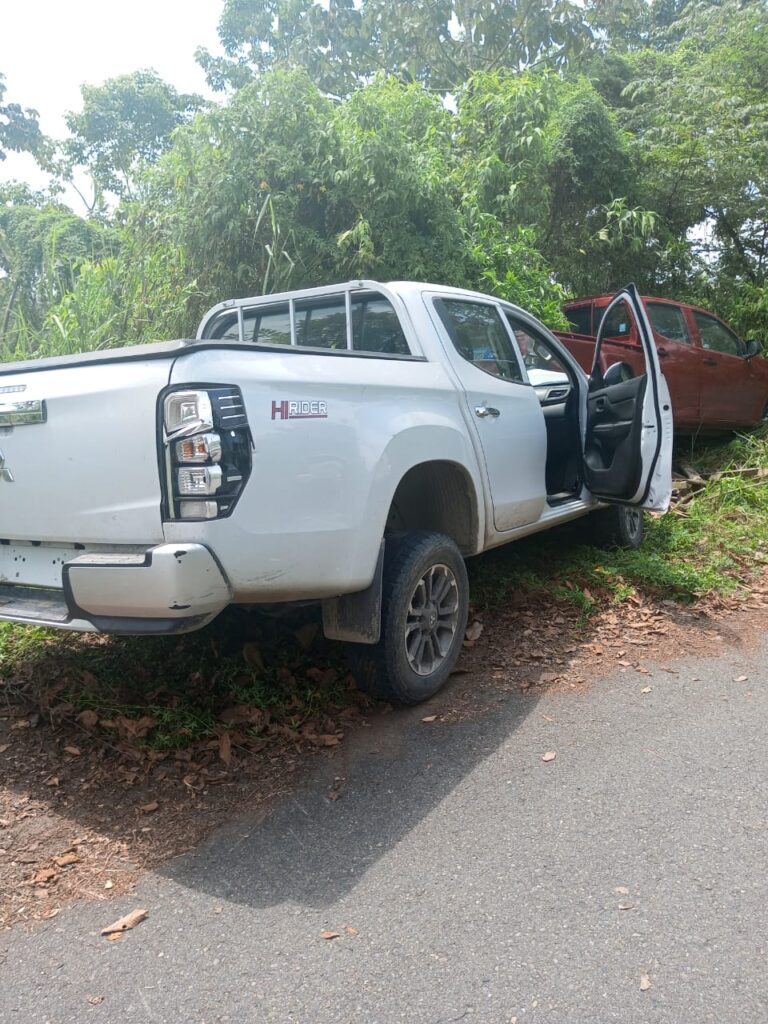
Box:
556, 295, 768, 431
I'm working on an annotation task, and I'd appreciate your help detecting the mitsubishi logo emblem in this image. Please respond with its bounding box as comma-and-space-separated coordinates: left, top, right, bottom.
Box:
0, 449, 14, 482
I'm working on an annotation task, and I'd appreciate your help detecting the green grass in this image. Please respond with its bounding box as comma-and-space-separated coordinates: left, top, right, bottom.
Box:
1, 428, 766, 752
469, 427, 768, 612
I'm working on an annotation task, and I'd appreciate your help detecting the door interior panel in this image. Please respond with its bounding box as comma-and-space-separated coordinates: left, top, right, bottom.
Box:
583, 375, 647, 498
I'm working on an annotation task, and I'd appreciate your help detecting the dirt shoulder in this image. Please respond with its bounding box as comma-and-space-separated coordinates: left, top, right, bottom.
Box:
2, 570, 767, 933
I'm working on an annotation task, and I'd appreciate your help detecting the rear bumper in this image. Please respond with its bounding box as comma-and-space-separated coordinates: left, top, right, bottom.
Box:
0, 543, 231, 634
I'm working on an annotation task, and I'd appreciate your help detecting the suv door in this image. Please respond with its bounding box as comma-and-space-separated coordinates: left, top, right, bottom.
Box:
692, 310, 765, 426
584, 285, 673, 511
428, 294, 548, 533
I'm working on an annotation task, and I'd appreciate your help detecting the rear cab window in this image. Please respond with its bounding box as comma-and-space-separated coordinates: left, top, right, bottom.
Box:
564, 304, 593, 335
202, 291, 411, 356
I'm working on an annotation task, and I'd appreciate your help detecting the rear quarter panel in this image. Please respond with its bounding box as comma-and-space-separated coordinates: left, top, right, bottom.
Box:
163, 347, 485, 601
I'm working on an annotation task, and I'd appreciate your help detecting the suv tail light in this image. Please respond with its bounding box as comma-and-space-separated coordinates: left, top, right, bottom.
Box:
161, 386, 252, 520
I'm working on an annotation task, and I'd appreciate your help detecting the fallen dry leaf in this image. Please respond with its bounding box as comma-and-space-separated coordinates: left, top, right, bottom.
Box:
639, 973, 651, 991
542, 751, 557, 763
345, 926, 359, 937
77, 709, 99, 729
640, 686, 652, 694
54, 853, 80, 868
421, 715, 438, 723
106, 933, 123, 942
101, 909, 148, 936
734, 675, 748, 683
45, 776, 60, 787
33, 867, 58, 884
140, 801, 159, 814
320, 930, 341, 940
615, 886, 630, 895
0, 743, 9, 754
312, 734, 341, 747
86, 995, 104, 1006
218, 732, 232, 766
63, 746, 81, 757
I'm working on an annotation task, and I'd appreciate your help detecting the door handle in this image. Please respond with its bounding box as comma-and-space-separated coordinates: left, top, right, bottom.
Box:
703, 357, 717, 366
475, 405, 500, 418
657, 346, 669, 357
595, 397, 606, 412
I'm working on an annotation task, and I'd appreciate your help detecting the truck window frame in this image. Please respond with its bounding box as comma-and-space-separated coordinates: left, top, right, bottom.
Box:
202, 290, 412, 358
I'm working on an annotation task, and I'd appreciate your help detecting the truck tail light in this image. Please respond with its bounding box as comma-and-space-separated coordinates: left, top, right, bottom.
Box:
161, 386, 252, 521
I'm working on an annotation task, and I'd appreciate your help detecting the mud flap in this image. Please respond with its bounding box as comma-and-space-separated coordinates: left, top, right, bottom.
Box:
321, 541, 384, 644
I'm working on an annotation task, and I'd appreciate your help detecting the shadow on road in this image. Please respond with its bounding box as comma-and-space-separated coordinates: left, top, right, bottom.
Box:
161, 673, 541, 910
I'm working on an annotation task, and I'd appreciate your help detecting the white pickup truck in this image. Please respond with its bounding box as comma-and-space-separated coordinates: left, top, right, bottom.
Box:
0, 281, 672, 703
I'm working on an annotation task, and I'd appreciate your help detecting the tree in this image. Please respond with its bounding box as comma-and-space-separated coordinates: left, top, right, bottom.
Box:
0, 72, 44, 162
197, 0, 596, 96
618, 0, 768, 325
63, 70, 205, 205
0, 188, 114, 356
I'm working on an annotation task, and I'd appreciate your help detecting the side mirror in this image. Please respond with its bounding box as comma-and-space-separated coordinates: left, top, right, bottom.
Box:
744, 339, 762, 359
603, 361, 635, 386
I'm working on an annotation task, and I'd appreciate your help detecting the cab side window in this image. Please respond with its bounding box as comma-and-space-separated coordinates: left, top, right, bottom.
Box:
693, 311, 745, 356
599, 300, 634, 339
436, 299, 524, 383
295, 297, 347, 349
246, 304, 292, 345
205, 312, 239, 340
647, 303, 691, 344
352, 295, 410, 355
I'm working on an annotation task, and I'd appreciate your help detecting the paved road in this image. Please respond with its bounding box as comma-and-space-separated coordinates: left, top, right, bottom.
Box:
2, 628, 768, 1024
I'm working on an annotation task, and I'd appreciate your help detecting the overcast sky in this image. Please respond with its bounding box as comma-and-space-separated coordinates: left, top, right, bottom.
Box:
0, 0, 222, 194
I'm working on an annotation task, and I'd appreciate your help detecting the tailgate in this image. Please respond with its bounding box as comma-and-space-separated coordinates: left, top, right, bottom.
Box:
0, 358, 171, 544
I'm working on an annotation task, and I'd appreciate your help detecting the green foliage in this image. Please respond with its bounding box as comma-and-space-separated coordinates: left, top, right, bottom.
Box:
199, 0, 596, 96
471, 427, 768, 614
3, 0, 768, 358
64, 70, 205, 205
0, 72, 45, 162
0, 197, 114, 357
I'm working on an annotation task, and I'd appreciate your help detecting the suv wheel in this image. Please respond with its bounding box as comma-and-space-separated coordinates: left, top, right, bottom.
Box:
347, 531, 469, 704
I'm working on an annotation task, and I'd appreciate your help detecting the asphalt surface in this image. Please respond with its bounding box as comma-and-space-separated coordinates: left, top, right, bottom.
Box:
2, 628, 768, 1024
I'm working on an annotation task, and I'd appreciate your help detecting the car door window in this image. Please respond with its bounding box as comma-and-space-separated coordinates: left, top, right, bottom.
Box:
693, 311, 745, 356
506, 314, 569, 376
646, 303, 691, 344
435, 299, 524, 383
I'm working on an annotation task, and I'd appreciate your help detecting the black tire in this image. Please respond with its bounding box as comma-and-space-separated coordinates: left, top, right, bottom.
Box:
588, 504, 645, 550
347, 530, 469, 705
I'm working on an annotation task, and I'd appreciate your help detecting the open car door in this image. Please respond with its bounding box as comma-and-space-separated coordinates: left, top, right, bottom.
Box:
582, 284, 673, 512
